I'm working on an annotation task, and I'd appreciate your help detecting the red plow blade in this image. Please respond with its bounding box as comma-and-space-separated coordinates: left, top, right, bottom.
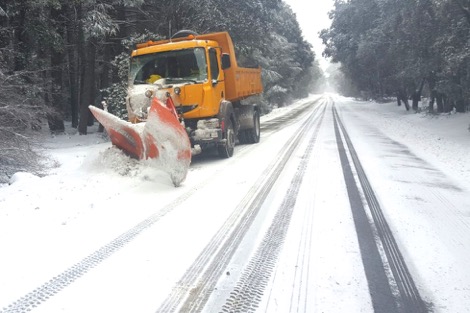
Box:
89, 106, 145, 160
89, 99, 191, 186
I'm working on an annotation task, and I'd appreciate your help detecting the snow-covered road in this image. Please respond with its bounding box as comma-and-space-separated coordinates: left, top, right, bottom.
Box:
1, 95, 469, 312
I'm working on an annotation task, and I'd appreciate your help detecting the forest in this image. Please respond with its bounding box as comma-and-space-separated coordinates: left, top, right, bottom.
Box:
3, 0, 470, 182
0, 0, 322, 181
322, 0, 470, 113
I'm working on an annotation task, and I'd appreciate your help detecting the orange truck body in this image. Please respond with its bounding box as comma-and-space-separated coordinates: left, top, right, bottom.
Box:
125, 31, 263, 159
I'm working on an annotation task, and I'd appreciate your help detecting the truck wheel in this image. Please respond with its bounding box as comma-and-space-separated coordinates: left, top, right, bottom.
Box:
245, 110, 260, 144
238, 129, 247, 144
218, 119, 235, 158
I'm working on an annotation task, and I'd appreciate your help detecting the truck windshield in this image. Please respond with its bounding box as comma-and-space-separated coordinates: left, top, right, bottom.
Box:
130, 48, 208, 85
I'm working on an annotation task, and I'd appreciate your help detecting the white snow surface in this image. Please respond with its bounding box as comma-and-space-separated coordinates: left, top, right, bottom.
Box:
0, 94, 469, 312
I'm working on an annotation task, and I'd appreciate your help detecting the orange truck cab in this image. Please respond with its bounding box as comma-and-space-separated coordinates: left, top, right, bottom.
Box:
126, 30, 263, 158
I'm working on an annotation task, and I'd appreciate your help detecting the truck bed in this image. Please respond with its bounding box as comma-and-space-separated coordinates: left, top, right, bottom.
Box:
225, 67, 263, 102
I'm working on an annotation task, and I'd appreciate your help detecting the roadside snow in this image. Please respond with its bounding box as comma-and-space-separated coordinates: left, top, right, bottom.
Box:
334, 95, 470, 190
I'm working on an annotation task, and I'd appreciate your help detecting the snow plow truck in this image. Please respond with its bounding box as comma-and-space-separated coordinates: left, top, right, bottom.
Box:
89, 30, 263, 186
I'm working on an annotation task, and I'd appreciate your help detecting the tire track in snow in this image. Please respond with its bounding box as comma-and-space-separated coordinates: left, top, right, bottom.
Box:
0, 101, 322, 313
215, 103, 327, 313
157, 100, 327, 313
332, 104, 429, 313
283, 101, 326, 312
260, 98, 321, 133
0, 186, 198, 313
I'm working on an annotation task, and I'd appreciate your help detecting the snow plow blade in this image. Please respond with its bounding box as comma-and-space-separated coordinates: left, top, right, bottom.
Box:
89, 100, 191, 186
89, 106, 145, 159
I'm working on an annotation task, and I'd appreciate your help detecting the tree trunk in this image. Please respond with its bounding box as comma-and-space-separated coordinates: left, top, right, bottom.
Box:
427, 73, 436, 113
450, 76, 466, 113
13, 7, 28, 71
97, 39, 112, 133
66, 3, 80, 128
429, 90, 436, 113
412, 78, 425, 111
78, 37, 97, 134
396, 88, 410, 111
86, 38, 96, 127
436, 92, 445, 113
2, 8, 15, 72
47, 6, 65, 134
78, 5, 90, 135
455, 89, 466, 113
47, 49, 66, 133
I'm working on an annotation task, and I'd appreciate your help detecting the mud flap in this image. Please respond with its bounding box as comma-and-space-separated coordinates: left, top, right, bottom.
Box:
89, 100, 191, 186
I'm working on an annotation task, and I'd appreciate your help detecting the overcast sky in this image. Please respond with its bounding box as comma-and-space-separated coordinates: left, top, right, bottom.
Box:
283, 0, 334, 68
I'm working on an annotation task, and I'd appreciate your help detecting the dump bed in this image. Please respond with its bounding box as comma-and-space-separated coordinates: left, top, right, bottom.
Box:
196, 32, 263, 102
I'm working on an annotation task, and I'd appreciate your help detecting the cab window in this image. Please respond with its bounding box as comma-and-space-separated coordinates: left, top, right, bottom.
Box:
209, 48, 220, 81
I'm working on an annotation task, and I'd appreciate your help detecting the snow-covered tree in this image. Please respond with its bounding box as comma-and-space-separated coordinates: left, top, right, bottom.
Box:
322, 0, 470, 113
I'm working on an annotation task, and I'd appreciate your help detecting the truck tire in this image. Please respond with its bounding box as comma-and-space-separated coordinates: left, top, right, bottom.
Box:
245, 110, 260, 144
218, 118, 235, 158
238, 130, 247, 144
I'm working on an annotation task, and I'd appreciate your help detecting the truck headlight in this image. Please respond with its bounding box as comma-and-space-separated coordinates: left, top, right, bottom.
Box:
145, 90, 153, 98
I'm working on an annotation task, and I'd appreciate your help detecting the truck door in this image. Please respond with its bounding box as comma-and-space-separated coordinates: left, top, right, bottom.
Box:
208, 48, 225, 115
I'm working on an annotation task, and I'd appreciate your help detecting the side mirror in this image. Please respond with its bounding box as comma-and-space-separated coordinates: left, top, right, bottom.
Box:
222, 53, 231, 70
